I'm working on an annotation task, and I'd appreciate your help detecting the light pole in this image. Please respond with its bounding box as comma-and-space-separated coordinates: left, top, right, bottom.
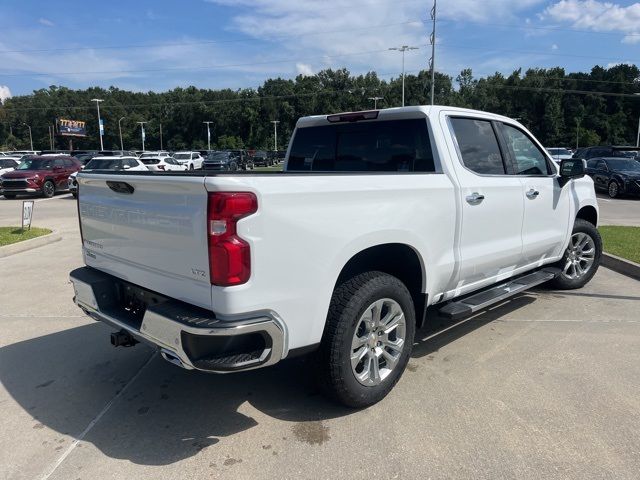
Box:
159, 122, 163, 150
91, 98, 104, 150
368, 96, 384, 109
429, 0, 437, 105
389, 45, 419, 107
23, 123, 33, 151
118, 116, 125, 151
137, 121, 147, 151
203, 121, 213, 151
271, 120, 280, 151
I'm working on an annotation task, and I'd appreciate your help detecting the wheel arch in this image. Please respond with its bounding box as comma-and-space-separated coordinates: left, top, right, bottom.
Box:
334, 243, 428, 328
576, 205, 598, 227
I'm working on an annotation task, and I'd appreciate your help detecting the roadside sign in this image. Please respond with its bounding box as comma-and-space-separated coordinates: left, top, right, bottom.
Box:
22, 200, 34, 231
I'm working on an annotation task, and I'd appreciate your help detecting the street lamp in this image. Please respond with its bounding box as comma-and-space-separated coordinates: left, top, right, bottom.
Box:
137, 121, 147, 151
389, 45, 419, 107
271, 120, 280, 152
368, 96, 384, 109
118, 116, 125, 151
23, 123, 33, 151
203, 121, 213, 151
91, 98, 104, 150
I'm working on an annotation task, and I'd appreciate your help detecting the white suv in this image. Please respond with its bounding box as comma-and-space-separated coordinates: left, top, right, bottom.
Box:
172, 151, 204, 170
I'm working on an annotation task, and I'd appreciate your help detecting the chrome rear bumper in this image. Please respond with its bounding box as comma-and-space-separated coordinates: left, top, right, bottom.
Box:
69, 267, 285, 373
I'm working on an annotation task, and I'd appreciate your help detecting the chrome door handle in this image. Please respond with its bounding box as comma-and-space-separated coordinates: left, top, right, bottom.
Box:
526, 189, 540, 199
466, 192, 485, 204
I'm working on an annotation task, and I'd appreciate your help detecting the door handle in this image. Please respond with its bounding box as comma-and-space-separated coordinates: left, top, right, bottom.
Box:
465, 192, 485, 204
526, 189, 540, 199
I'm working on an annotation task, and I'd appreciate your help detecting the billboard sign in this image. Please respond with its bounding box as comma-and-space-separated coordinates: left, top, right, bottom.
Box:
57, 118, 87, 137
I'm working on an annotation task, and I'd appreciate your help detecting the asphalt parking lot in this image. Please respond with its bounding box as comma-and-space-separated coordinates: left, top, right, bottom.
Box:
1, 194, 639, 480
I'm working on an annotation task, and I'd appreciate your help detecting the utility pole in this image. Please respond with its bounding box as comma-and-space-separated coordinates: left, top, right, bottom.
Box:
160, 123, 163, 150
137, 121, 147, 151
368, 96, 384, 109
203, 121, 213, 151
23, 123, 33, 150
389, 45, 419, 107
118, 116, 125, 151
271, 120, 280, 151
91, 98, 104, 150
429, 0, 437, 105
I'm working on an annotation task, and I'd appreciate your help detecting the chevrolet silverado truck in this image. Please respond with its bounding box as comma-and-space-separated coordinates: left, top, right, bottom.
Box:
70, 106, 601, 407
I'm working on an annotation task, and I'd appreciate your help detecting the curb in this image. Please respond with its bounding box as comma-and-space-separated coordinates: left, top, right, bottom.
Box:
602, 252, 640, 281
0, 229, 62, 258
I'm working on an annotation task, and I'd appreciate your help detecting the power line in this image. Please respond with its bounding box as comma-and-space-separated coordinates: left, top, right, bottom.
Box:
437, 18, 640, 39
0, 20, 419, 55
0, 47, 404, 77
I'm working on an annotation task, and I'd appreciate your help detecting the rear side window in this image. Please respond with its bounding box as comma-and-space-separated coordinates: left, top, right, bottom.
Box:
287, 119, 435, 172
500, 124, 551, 175
450, 118, 505, 175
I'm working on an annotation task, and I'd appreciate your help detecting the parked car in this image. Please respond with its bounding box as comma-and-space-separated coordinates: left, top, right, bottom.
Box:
172, 151, 204, 170
1, 155, 81, 198
203, 151, 240, 171
586, 157, 640, 198
141, 156, 187, 172
98, 150, 138, 157
72, 152, 99, 166
68, 156, 148, 197
252, 150, 271, 167
546, 147, 573, 163
573, 146, 640, 161
139, 151, 171, 160
0, 158, 19, 176
70, 106, 600, 408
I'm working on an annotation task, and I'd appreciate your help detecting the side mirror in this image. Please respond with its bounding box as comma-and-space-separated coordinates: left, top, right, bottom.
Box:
559, 159, 586, 186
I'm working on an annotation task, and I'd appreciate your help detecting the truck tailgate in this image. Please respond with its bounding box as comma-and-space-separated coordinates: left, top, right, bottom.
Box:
77, 173, 213, 309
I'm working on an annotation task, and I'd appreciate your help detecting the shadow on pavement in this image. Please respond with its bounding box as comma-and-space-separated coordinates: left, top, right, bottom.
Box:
1, 294, 537, 465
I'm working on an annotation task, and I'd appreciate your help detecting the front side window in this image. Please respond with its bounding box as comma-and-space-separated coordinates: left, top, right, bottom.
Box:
450, 118, 505, 175
501, 124, 551, 175
288, 118, 435, 172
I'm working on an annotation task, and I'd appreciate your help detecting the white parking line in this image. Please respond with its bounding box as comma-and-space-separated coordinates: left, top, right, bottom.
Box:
39, 352, 157, 480
35, 194, 71, 203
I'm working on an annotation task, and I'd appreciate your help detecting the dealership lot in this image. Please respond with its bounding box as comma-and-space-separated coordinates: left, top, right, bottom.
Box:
1, 195, 640, 480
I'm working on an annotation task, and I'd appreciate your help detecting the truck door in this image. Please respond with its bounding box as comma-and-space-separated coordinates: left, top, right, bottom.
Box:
497, 122, 571, 264
443, 114, 525, 288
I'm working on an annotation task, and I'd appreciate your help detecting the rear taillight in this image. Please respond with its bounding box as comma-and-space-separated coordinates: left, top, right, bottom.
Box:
207, 192, 258, 286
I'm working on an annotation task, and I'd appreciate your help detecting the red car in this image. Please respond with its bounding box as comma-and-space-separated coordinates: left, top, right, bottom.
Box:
0, 155, 82, 199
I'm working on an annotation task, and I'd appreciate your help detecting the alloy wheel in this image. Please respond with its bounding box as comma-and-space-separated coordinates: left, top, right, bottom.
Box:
351, 298, 406, 387
562, 232, 596, 280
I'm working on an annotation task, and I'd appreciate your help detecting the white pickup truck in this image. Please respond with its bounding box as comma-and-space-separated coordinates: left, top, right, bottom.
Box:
70, 106, 601, 407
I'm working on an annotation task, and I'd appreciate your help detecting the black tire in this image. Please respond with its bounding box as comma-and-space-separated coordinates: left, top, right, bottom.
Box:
3, 194, 16, 199
549, 219, 602, 290
72, 192, 77, 198
42, 180, 55, 198
608, 180, 620, 198
229, 162, 238, 171
189, 164, 194, 171
317, 271, 415, 408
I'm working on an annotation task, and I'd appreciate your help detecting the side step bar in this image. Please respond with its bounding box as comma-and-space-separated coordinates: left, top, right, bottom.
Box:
438, 267, 560, 320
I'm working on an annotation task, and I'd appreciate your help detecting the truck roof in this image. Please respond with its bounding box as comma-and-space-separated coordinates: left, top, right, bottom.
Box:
295, 105, 520, 129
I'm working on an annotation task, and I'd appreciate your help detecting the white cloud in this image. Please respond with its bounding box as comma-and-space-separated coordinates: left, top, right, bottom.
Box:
296, 63, 314, 76
551, 43, 559, 50
545, 1, 640, 43
38, 18, 54, 27
437, 0, 546, 21
0, 85, 11, 102
607, 60, 633, 68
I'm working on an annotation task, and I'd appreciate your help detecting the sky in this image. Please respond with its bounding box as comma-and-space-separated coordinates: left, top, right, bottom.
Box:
1, 0, 640, 99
